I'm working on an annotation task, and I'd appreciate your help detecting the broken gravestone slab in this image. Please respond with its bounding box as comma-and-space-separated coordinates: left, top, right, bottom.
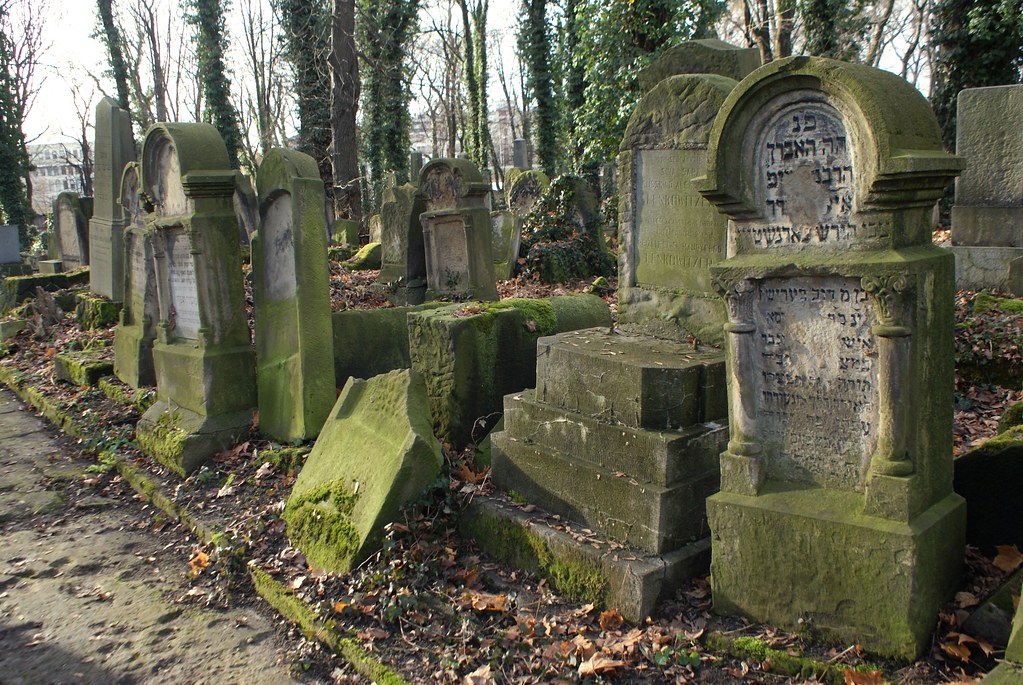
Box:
253, 148, 335, 443
283, 369, 442, 572
54, 192, 91, 271
698, 56, 965, 659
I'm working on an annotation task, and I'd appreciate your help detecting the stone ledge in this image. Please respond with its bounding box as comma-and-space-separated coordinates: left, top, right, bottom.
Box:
462, 494, 710, 622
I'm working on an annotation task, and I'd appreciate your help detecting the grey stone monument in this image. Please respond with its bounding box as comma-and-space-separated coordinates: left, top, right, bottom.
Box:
88, 96, 136, 301
512, 139, 528, 170
54, 191, 91, 270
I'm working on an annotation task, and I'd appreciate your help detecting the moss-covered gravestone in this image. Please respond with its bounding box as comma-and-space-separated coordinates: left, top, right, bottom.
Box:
88, 97, 136, 302
253, 148, 335, 442
377, 173, 427, 304
697, 56, 965, 659
54, 191, 91, 271
114, 162, 159, 388
480, 45, 754, 620
419, 158, 498, 301
637, 38, 759, 94
283, 369, 442, 572
506, 170, 548, 220
134, 124, 257, 476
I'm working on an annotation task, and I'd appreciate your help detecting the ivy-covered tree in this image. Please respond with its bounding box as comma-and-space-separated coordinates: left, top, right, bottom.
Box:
561, 0, 588, 175
330, 0, 361, 222
519, 0, 560, 176
457, 0, 492, 173
96, 0, 132, 114
801, 0, 867, 60
930, 0, 1023, 149
358, 0, 419, 210
275, 0, 333, 182
186, 0, 244, 168
0, 5, 34, 245
571, 0, 723, 171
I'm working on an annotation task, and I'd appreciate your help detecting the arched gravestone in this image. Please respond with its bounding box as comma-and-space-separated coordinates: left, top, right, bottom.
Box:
53, 191, 90, 270
419, 158, 498, 301
134, 123, 256, 477
113, 162, 159, 388
697, 56, 965, 659
252, 148, 335, 443
88, 96, 136, 301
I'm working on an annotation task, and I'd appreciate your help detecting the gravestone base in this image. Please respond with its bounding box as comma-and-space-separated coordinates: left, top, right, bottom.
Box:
463, 495, 710, 622
950, 245, 1023, 295
136, 402, 254, 477
38, 260, 63, 274
368, 280, 427, 306
707, 485, 966, 660
113, 323, 155, 389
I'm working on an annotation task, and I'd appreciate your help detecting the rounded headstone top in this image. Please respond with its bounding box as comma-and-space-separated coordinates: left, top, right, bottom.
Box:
638, 39, 760, 94
256, 147, 319, 199
141, 123, 234, 213
418, 157, 488, 211
621, 74, 739, 151
697, 56, 962, 218
119, 161, 142, 221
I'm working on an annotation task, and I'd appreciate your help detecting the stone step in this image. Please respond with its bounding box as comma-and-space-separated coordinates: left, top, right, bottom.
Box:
502, 389, 725, 487
491, 431, 718, 555
535, 328, 726, 431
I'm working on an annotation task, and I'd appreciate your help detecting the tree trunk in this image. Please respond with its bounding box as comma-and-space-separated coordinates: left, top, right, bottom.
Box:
330, 0, 361, 222
96, 0, 132, 115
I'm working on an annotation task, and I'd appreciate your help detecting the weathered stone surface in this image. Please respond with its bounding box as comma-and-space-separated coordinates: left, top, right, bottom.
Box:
637, 38, 760, 93
134, 123, 256, 475
368, 214, 382, 243
490, 210, 520, 279
74, 293, 121, 330
0, 270, 89, 314
88, 97, 136, 301
951, 245, 1023, 296
234, 172, 259, 242
698, 56, 965, 658
253, 148, 335, 442
283, 369, 442, 572
463, 495, 710, 621
54, 349, 114, 386
512, 139, 528, 170
954, 85, 1023, 210
37, 259, 63, 274
378, 179, 426, 296
333, 219, 359, 246
506, 170, 548, 219
408, 295, 611, 448
344, 242, 381, 270
0, 224, 18, 263
0, 318, 26, 340
53, 192, 91, 270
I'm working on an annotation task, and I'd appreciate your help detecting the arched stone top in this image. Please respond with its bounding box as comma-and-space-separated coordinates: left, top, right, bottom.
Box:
621, 74, 738, 151
119, 161, 142, 221
141, 123, 234, 214
418, 157, 489, 211
696, 56, 962, 217
637, 39, 760, 93
256, 148, 320, 201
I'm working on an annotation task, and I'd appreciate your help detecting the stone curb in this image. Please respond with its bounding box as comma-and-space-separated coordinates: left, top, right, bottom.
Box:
0, 366, 409, 685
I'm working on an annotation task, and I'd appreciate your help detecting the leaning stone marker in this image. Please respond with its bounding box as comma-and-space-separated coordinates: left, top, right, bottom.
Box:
134, 123, 256, 476
419, 158, 498, 301
253, 148, 335, 442
697, 56, 965, 659
284, 369, 443, 572
54, 192, 90, 270
88, 96, 136, 301
377, 174, 427, 304
951, 85, 1023, 295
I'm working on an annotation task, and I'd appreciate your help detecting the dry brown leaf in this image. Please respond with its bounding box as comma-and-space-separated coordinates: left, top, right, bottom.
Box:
357, 627, 389, 641
940, 641, 972, 662
994, 545, 1023, 573
843, 670, 886, 685
571, 634, 597, 659
578, 655, 626, 676
469, 591, 509, 612
955, 591, 980, 608
462, 664, 494, 685
188, 550, 209, 575
333, 600, 350, 613
599, 607, 624, 632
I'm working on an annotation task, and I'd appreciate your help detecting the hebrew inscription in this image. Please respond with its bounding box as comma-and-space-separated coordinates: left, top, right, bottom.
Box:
754, 275, 879, 489
428, 216, 469, 290
166, 231, 201, 339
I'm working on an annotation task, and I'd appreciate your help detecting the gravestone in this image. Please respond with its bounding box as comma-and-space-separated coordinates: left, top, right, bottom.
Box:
377, 174, 427, 304
252, 148, 335, 442
512, 139, 528, 170
0, 224, 18, 264
54, 192, 90, 270
368, 213, 382, 244
134, 123, 257, 476
489, 210, 519, 279
113, 162, 159, 388
505, 170, 548, 220
638, 38, 759, 93
950, 85, 1023, 295
419, 158, 498, 301
480, 56, 749, 619
410, 151, 424, 180
88, 97, 136, 301
697, 56, 965, 659
234, 172, 259, 243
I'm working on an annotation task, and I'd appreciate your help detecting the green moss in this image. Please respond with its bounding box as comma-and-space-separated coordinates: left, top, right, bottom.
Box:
704, 633, 882, 685
1000, 402, 1023, 434
974, 292, 1023, 316
487, 298, 557, 335
136, 412, 190, 476
463, 510, 607, 605
263, 446, 308, 475
283, 480, 362, 572
965, 424, 1023, 458
74, 295, 122, 330
343, 242, 382, 270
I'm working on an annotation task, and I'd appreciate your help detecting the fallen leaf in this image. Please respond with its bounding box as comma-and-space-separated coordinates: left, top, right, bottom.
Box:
599, 607, 624, 632
578, 655, 626, 676
188, 550, 209, 575
994, 545, 1023, 573
290, 575, 306, 589
843, 671, 886, 685
469, 591, 509, 612
463, 664, 494, 685
940, 641, 972, 662
357, 627, 389, 641
254, 462, 274, 480
333, 600, 350, 613
955, 591, 980, 608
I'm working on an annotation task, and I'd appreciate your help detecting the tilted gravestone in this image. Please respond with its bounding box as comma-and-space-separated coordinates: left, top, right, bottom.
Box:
113, 162, 159, 388
134, 123, 256, 476
951, 85, 1023, 295
54, 191, 91, 270
377, 173, 427, 304
697, 56, 965, 659
419, 158, 498, 301
234, 171, 259, 243
480, 44, 756, 619
253, 148, 335, 442
88, 96, 136, 301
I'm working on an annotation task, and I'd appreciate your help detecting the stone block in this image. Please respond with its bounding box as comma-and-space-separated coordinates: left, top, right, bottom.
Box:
0, 318, 26, 340
708, 486, 966, 660
951, 206, 1023, 248
955, 85, 1023, 208
408, 295, 611, 448
136, 406, 255, 477
535, 328, 726, 430
54, 350, 114, 387
74, 293, 121, 330
38, 260, 63, 274
462, 495, 710, 622
333, 219, 359, 246
53, 192, 91, 270
0, 270, 89, 313
951, 245, 1023, 295
490, 210, 520, 279
0, 224, 18, 263
283, 369, 442, 572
